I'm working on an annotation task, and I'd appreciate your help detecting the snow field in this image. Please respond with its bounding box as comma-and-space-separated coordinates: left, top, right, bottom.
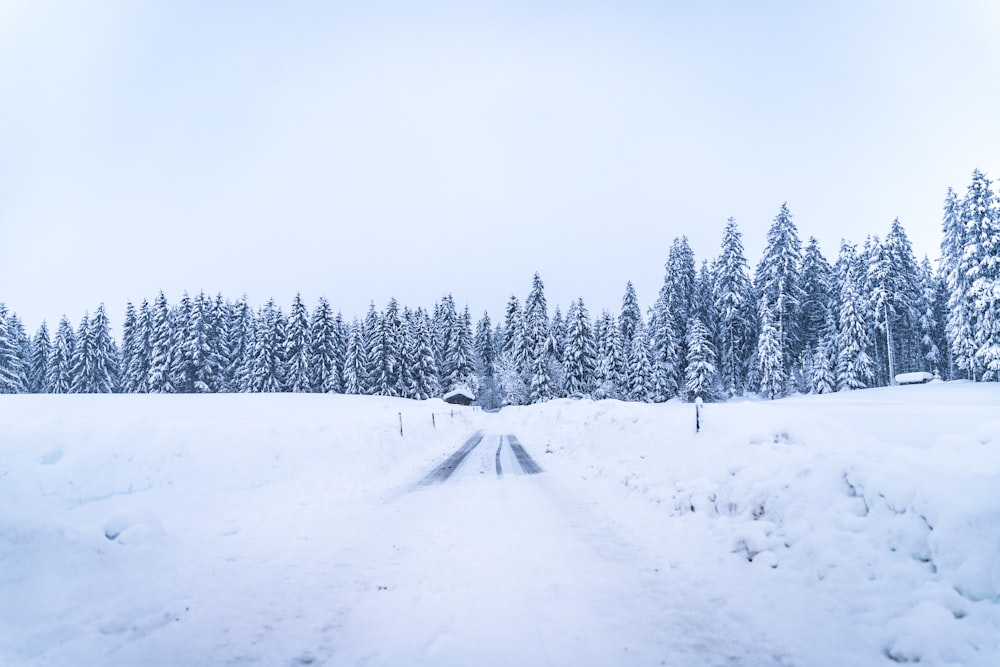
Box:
1, 382, 999, 665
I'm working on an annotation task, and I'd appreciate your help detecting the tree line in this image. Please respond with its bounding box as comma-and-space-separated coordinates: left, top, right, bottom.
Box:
1, 169, 998, 403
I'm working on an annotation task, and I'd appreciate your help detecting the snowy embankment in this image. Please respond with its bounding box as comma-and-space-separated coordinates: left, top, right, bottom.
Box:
1, 383, 999, 666
495, 382, 1000, 665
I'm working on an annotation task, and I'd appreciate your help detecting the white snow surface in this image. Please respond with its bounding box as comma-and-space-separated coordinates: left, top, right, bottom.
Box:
2, 383, 999, 666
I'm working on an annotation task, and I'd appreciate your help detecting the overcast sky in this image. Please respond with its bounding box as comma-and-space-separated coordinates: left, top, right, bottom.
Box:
2, 0, 999, 334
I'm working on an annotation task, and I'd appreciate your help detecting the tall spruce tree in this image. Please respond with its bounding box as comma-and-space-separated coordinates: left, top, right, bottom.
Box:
685, 317, 718, 401
47, 316, 76, 394
0, 305, 27, 393
755, 203, 804, 382
836, 245, 875, 390
562, 298, 597, 398
309, 297, 342, 393
714, 218, 755, 396
284, 293, 312, 393
28, 321, 51, 393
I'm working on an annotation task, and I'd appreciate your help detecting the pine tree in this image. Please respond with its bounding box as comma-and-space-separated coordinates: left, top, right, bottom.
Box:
836, 246, 875, 390
619, 281, 642, 349
343, 320, 368, 395
799, 236, 835, 355
685, 317, 718, 401
524, 273, 553, 403
168, 293, 195, 392
309, 297, 342, 393
8, 314, 30, 393
247, 300, 286, 393
408, 309, 440, 400
28, 321, 51, 393
754, 203, 804, 379
593, 312, 626, 399
649, 296, 681, 402
284, 293, 312, 393
227, 296, 254, 392
444, 306, 477, 393
562, 298, 596, 398
186, 292, 223, 392
47, 316, 76, 394
70, 306, 119, 393
962, 171, 1000, 380
119, 302, 141, 392
659, 237, 696, 372
809, 321, 837, 395
942, 185, 977, 378
627, 330, 654, 402
474, 312, 496, 379
714, 218, 755, 396
0, 305, 27, 394
756, 305, 785, 400
68, 312, 91, 393
916, 257, 943, 375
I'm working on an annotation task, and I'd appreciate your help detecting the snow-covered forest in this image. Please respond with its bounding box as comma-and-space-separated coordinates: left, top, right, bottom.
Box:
2, 170, 999, 403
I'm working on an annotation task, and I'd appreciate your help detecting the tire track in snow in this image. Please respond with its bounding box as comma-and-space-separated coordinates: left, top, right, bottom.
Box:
419, 431, 484, 485
507, 435, 543, 475
495, 437, 504, 479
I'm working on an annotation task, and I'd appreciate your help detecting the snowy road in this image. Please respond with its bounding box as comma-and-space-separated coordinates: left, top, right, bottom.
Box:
320, 431, 787, 666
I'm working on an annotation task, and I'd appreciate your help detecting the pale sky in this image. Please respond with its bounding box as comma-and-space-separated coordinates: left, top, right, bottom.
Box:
2, 0, 999, 334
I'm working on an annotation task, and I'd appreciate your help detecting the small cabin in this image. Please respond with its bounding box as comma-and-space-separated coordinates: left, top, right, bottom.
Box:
894, 371, 934, 385
442, 387, 475, 406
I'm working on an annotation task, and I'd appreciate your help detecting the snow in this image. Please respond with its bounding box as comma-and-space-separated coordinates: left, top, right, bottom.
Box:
895, 371, 934, 384
2, 383, 999, 666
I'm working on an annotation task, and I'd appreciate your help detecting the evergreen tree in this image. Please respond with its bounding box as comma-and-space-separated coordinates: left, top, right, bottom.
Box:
649, 295, 681, 402
836, 246, 876, 390
47, 316, 76, 394
562, 298, 596, 398
343, 320, 368, 395
942, 185, 977, 378
186, 292, 223, 392
809, 321, 837, 395
627, 329, 654, 402
962, 171, 1000, 380
227, 296, 254, 392
868, 219, 921, 383
0, 305, 27, 393
309, 297, 342, 393
524, 273, 553, 402
247, 300, 286, 393
685, 317, 718, 401
916, 257, 943, 375
444, 306, 477, 393
619, 281, 642, 349
714, 218, 755, 396
799, 236, 835, 355
659, 236, 696, 371
70, 306, 119, 393
408, 309, 440, 399
754, 203, 804, 379
593, 311, 626, 399
474, 312, 496, 379
28, 321, 51, 393
756, 305, 785, 400
68, 312, 91, 393
284, 293, 312, 393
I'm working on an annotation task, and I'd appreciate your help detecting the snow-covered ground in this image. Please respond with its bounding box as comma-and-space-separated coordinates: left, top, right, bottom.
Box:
2, 383, 998, 666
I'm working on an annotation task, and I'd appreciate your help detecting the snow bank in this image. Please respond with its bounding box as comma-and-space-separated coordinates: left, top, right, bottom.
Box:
490, 382, 1000, 665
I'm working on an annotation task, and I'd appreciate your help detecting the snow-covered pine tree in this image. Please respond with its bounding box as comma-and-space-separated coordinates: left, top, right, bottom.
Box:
619, 281, 642, 350
627, 329, 654, 402
756, 305, 785, 400
166, 292, 196, 392
961, 171, 1000, 380
343, 320, 368, 395
28, 321, 51, 393
47, 316, 75, 394
0, 305, 27, 393
500, 295, 526, 378
432, 295, 458, 384
754, 203, 804, 382
444, 306, 477, 394
714, 218, 756, 397
659, 237, 696, 374
186, 292, 223, 393
408, 309, 440, 400
119, 302, 140, 392
309, 296, 341, 393
8, 313, 30, 393
799, 237, 834, 357
227, 296, 254, 392
68, 312, 91, 393
868, 220, 921, 383
836, 245, 875, 390
70, 306, 119, 393
284, 293, 312, 393
360, 303, 382, 395
685, 317, 718, 401
809, 316, 837, 395
524, 273, 553, 403
649, 295, 681, 402
474, 312, 496, 380
941, 185, 977, 379
593, 311, 626, 399
916, 257, 943, 376
562, 297, 596, 398
246, 300, 286, 393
